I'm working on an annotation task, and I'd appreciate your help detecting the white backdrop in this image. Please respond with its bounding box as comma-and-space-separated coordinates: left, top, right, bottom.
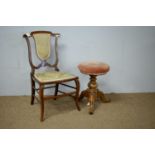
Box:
0, 26, 155, 95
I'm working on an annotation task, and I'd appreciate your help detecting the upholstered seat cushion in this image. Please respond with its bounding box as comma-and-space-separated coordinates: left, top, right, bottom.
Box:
34, 71, 76, 83
78, 61, 110, 75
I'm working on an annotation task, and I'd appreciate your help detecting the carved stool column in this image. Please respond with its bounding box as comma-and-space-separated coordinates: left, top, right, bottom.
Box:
78, 61, 110, 114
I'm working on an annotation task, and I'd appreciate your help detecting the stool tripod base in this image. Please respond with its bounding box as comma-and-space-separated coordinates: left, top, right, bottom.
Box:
79, 75, 110, 114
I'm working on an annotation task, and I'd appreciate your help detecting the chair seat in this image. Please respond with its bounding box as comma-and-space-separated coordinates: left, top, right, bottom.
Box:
78, 61, 110, 75
34, 71, 76, 83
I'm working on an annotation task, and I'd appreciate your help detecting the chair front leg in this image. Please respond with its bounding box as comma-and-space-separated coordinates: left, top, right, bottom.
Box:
74, 78, 81, 111
39, 84, 44, 122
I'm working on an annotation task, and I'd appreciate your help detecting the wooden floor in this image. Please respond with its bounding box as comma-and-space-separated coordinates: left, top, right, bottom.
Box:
0, 93, 155, 128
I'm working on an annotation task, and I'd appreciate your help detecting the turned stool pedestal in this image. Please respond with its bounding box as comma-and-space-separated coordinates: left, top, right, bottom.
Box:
78, 61, 110, 114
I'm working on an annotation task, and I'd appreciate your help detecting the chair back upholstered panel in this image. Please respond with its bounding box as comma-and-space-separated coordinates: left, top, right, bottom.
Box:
23, 31, 60, 72
32, 33, 51, 60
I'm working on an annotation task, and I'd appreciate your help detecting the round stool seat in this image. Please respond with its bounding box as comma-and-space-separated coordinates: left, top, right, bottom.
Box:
78, 61, 110, 75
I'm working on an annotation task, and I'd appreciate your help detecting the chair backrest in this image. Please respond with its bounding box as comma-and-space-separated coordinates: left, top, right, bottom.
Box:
23, 31, 60, 73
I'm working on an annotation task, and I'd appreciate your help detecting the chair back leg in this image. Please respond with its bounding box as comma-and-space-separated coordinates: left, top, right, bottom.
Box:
54, 83, 59, 100
39, 84, 44, 122
30, 75, 35, 105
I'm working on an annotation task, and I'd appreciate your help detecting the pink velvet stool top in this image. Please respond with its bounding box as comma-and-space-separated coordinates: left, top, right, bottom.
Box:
78, 61, 110, 75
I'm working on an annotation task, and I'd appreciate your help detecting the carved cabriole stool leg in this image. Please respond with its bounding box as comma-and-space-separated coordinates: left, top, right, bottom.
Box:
97, 89, 110, 103
79, 89, 89, 101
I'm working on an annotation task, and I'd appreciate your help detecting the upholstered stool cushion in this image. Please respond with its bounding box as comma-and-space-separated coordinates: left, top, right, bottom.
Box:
78, 61, 110, 75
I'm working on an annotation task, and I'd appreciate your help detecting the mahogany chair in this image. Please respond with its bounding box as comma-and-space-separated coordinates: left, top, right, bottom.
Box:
23, 31, 80, 121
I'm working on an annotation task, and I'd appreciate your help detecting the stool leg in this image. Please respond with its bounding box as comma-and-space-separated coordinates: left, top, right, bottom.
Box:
79, 89, 89, 101
97, 89, 110, 103
87, 75, 97, 114
88, 91, 97, 114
